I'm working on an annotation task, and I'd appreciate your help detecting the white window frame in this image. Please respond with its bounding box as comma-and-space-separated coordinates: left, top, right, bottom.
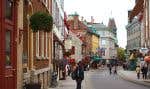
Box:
41, 31, 44, 58
45, 33, 47, 57
36, 31, 39, 57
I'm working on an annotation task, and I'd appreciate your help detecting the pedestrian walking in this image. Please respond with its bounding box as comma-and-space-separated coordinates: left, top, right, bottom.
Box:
114, 66, 117, 74
136, 65, 140, 79
142, 64, 148, 79
108, 64, 112, 75
72, 61, 84, 89
67, 65, 71, 76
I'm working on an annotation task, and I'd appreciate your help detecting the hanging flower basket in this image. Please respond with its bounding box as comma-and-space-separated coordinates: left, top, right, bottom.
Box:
29, 12, 53, 32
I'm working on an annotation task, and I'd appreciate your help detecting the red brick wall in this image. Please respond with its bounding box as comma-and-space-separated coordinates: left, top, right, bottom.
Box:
31, 0, 51, 69
34, 59, 49, 70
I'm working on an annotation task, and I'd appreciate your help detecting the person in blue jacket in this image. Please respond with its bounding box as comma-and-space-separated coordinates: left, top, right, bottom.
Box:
74, 61, 84, 89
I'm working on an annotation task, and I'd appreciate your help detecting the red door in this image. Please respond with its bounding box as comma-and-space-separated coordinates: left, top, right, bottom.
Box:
0, 0, 17, 89
4, 29, 17, 89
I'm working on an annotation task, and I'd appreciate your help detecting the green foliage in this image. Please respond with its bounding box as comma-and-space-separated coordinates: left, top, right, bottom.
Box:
29, 12, 53, 32
117, 47, 126, 61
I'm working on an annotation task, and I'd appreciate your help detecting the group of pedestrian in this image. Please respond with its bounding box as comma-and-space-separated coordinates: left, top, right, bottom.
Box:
136, 63, 148, 79
108, 64, 117, 75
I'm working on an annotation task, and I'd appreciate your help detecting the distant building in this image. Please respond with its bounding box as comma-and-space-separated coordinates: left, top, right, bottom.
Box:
126, 18, 141, 51
86, 23, 100, 55
66, 12, 89, 60
92, 18, 118, 60
107, 18, 118, 59
52, 0, 66, 80
69, 31, 83, 62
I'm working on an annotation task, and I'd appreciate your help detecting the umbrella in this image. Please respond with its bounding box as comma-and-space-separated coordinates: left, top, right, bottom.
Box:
144, 56, 150, 62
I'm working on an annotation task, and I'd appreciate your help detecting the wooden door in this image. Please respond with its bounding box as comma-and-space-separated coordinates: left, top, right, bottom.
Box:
4, 28, 17, 89
3, 0, 17, 89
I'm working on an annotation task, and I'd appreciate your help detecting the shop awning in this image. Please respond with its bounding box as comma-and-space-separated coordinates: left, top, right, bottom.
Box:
92, 55, 103, 61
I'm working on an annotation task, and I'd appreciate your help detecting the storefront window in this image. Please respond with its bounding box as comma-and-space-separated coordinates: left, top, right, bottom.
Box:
5, 31, 11, 66
5, 0, 13, 20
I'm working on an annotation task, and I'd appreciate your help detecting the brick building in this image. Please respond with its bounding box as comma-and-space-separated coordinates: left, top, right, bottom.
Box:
23, 0, 52, 89
66, 13, 89, 60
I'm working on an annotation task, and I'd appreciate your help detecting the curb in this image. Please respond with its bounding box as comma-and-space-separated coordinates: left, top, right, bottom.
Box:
118, 71, 150, 88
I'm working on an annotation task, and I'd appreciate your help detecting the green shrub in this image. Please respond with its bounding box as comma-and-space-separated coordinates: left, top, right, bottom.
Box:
30, 12, 53, 32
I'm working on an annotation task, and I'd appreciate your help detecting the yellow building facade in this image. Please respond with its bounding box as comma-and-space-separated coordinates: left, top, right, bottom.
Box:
92, 35, 99, 54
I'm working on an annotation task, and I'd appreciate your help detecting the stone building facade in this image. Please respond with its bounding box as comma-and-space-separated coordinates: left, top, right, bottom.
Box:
126, 18, 141, 51
93, 21, 118, 59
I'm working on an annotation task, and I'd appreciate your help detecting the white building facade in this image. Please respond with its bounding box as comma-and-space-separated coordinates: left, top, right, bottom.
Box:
93, 23, 117, 59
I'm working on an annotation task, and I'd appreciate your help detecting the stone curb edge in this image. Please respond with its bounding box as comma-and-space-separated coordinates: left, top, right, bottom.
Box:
118, 71, 150, 88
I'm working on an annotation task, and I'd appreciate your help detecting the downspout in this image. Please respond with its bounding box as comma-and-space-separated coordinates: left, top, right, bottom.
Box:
147, 0, 149, 48
144, 0, 147, 48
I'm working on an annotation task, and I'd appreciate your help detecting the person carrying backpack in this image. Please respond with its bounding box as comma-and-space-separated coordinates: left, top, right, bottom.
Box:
72, 61, 84, 89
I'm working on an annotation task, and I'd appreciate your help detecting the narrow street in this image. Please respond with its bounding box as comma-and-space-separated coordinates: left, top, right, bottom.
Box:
85, 69, 149, 89
1, 0, 150, 89
50, 68, 150, 89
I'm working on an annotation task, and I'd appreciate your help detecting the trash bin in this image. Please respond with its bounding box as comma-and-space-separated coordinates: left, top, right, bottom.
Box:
24, 83, 41, 89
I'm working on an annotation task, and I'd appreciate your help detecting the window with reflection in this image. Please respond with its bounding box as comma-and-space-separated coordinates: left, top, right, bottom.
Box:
5, 0, 13, 20
5, 31, 11, 66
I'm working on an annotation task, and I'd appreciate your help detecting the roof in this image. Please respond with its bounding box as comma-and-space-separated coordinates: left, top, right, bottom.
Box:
92, 23, 107, 31
108, 18, 117, 29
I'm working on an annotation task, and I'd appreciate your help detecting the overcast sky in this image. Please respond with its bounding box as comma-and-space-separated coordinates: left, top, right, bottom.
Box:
64, 0, 135, 48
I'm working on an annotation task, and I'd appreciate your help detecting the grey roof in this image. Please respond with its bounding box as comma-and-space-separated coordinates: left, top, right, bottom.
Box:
92, 23, 108, 31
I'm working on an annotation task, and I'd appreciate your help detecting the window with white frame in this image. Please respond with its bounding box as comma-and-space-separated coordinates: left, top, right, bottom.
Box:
41, 32, 44, 57
45, 33, 47, 57
102, 39, 106, 45
36, 31, 39, 57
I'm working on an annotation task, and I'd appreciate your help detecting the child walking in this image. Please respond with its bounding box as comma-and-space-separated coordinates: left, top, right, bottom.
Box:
136, 65, 140, 79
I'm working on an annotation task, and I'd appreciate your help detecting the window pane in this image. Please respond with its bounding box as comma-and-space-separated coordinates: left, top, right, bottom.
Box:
5, 31, 11, 66
5, 0, 13, 20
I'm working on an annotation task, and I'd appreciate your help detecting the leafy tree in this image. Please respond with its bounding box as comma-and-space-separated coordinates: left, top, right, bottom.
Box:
117, 47, 126, 61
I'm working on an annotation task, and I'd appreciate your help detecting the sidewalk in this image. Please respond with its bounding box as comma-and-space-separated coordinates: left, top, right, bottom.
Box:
49, 75, 86, 89
118, 70, 150, 87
